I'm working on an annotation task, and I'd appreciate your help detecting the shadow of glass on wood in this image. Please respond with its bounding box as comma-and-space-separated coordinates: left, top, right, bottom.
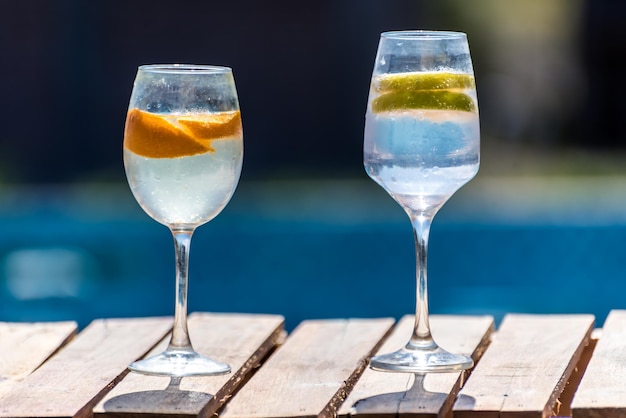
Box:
350, 373, 475, 416
102, 377, 213, 415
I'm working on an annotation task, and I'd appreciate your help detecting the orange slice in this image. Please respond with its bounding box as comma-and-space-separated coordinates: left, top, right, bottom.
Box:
178, 111, 242, 141
124, 109, 242, 158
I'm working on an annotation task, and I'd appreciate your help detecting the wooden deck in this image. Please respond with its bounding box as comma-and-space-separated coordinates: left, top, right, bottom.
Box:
1, 311, 624, 417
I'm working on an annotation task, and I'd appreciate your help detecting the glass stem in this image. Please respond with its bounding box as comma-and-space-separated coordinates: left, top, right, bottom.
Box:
168, 228, 194, 351
407, 213, 437, 351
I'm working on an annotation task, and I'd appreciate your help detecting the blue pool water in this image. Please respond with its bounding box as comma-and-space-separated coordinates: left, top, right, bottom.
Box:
1, 177, 625, 331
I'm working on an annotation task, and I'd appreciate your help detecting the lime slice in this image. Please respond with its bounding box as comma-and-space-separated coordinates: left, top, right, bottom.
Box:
372, 90, 475, 113
371, 72, 476, 113
374, 72, 475, 92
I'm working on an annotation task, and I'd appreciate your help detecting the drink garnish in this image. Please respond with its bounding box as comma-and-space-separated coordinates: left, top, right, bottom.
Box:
375, 72, 475, 91
124, 109, 242, 158
178, 111, 242, 143
372, 90, 475, 113
371, 72, 476, 113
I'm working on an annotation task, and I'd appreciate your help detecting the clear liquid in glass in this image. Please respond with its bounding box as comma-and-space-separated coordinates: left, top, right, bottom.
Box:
365, 83, 479, 212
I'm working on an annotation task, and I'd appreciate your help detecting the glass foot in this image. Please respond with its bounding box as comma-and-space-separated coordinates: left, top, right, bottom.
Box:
370, 345, 473, 373
129, 348, 231, 377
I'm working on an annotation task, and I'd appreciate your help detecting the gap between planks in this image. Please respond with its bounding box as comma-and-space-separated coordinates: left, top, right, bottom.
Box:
0, 321, 77, 398
93, 312, 285, 418
0, 313, 284, 418
0, 316, 174, 418
218, 317, 397, 418
339, 314, 495, 418
571, 309, 626, 418
453, 313, 595, 418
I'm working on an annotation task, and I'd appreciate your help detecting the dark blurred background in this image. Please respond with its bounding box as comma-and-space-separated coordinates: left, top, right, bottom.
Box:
1, 0, 625, 185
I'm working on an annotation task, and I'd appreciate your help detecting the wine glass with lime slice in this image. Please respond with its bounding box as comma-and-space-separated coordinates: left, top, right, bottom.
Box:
364, 31, 480, 373
123, 64, 243, 376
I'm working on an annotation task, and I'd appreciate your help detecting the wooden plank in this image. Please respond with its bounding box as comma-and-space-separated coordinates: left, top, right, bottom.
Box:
571, 310, 626, 417
219, 317, 396, 418
453, 314, 594, 418
338, 315, 495, 418
0, 316, 173, 418
0, 321, 77, 397
92, 312, 285, 418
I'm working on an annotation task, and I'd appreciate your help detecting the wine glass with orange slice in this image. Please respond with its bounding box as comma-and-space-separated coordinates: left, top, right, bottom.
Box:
123, 64, 243, 376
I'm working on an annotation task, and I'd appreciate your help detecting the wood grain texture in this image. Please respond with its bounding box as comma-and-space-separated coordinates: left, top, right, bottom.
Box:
92, 312, 285, 418
0, 321, 77, 397
0, 316, 173, 418
453, 314, 594, 418
571, 310, 626, 418
219, 317, 396, 418
338, 315, 495, 418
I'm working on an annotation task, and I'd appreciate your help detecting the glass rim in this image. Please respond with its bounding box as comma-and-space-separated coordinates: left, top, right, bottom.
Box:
137, 64, 232, 74
381, 30, 467, 40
